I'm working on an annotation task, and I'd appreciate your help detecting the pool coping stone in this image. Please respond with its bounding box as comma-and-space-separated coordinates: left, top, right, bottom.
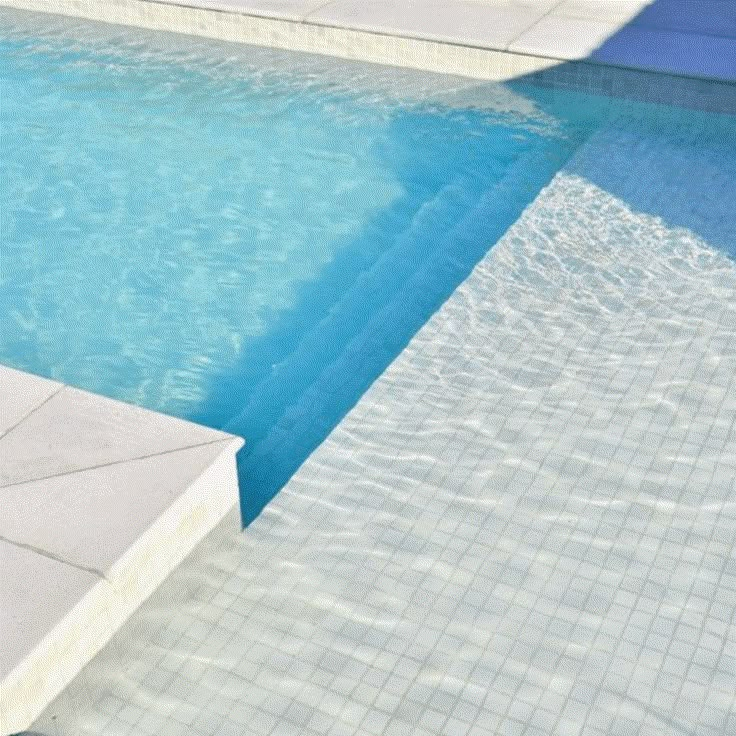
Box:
1, 0, 734, 85
0, 364, 244, 734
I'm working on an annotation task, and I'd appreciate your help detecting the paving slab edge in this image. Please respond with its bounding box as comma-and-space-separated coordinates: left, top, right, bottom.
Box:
1, 437, 243, 734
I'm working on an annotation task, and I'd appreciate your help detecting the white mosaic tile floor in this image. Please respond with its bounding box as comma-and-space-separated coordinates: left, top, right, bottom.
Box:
32, 112, 736, 736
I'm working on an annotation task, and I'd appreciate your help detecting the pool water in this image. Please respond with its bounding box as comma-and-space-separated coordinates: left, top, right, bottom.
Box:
0, 9, 602, 522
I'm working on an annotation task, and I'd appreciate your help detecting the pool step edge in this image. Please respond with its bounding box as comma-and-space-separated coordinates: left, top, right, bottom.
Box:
235, 142, 570, 521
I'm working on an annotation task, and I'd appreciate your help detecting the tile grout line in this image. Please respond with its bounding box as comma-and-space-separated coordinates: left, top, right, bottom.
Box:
0, 381, 65, 443
503, 0, 567, 50
301, 0, 339, 24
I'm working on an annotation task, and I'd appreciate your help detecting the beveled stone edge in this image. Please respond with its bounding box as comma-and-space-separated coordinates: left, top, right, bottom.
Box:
1, 438, 243, 733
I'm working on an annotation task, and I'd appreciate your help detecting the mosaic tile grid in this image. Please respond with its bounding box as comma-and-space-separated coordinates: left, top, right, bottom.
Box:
32, 106, 736, 736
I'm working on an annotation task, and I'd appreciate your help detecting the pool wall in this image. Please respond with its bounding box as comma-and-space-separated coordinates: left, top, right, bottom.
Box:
0, 0, 563, 79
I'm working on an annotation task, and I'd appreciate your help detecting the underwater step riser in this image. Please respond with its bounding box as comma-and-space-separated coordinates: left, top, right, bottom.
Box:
238, 144, 572, 522
222, 177, 483, 438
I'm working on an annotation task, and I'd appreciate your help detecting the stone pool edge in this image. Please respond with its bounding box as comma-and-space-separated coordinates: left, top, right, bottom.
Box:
2, 0, 735, 115
0, 365, 244, 734
0, 0, 563, 79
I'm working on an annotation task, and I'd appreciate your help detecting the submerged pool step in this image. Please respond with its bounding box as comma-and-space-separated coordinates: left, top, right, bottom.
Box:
223, 177, 479, 436
233, 143, 569, 521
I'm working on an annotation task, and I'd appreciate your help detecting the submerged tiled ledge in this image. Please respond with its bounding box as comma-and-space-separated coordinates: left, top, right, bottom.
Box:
0, 365, 244, 733
1, 0, 735, 87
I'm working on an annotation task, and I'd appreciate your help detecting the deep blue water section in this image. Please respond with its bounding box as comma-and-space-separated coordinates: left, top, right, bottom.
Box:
0, 10, 594, 523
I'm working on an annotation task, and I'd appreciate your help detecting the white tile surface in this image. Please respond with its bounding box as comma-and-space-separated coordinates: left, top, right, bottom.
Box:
509, 14, 618, 58
0, 365, 62, 437
33, 113, 736, 736
307, 0, 544, 49
0, 385, 232, 487
467, 0, 560, 8
0, 440, 240, 575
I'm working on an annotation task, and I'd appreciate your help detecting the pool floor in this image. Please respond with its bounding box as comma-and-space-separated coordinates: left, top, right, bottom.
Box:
32, 108, 736, 736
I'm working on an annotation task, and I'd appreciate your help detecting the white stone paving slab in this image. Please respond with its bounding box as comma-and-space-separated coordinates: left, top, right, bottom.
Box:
0, 441, 241, 576
508, 15, 619, 59
0, 0, 563, 81
307, 0, 543, 49
151, 0, 328, 22
0, 538, 100, 682
0, 365, 62, 437
31, 110, 736, 736
552, 0, 654, 25
469, 0, 561, 9
0, 367, 244, 733
0, 383, 233, 487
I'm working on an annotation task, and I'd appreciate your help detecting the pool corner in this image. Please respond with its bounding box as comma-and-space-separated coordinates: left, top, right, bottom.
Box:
0, 365, 244, 733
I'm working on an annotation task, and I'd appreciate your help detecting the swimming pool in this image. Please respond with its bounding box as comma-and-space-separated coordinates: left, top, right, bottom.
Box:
4, 6, 736, 736
0, 8, 609, 523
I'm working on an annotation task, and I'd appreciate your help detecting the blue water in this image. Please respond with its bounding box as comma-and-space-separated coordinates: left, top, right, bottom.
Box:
0, 10, 598, 523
